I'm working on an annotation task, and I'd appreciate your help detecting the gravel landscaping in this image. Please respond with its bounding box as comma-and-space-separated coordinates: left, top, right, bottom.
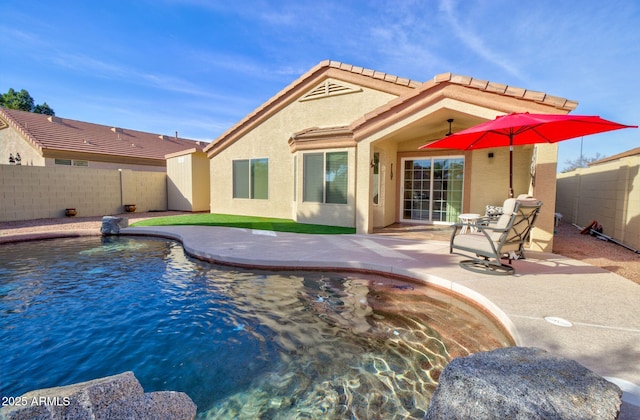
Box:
552, 220, 640, 285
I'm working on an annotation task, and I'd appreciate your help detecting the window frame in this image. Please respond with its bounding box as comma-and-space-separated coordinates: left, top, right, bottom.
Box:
302, 151, 348, 205
232, 158, 269, 200
54, 159, 89, 166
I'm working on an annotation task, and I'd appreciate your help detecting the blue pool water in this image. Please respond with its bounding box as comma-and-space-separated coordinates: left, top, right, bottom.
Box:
0, 236, 511, 418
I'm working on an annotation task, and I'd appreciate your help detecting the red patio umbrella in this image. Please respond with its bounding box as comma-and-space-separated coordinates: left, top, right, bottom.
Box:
419, 112, 637, 197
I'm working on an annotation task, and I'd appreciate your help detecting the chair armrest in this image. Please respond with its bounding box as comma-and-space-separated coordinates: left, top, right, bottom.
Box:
449, 221, 481, 233
450, 220, 504, 244
477, 224, 509, 233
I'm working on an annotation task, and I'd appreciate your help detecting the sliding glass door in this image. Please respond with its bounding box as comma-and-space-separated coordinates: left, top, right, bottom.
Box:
401, 157, 464, 223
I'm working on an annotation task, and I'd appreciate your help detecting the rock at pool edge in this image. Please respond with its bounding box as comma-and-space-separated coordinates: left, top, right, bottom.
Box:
0, 371, 196, 420
425, 347, 621, 420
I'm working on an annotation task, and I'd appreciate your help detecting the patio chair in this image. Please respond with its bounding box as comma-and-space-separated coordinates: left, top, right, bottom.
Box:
450, 197, 543, 275
482, 195, 532, 225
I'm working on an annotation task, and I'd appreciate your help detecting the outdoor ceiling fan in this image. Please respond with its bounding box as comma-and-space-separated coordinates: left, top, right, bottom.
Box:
446, 118, 454, 136
422, 118, 454, 144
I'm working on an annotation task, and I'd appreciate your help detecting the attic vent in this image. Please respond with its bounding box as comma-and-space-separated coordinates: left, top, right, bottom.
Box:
300, 79, 362, 102
111, 127, 123, 133
48, 116, 62, 123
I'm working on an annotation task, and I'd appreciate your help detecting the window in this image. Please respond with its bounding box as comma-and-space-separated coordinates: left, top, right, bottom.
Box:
372, 152, 380, 205
401, 157, 464, 223
54, 159, 88, 166
303, 152, 348, 204
233, 158, 268, 199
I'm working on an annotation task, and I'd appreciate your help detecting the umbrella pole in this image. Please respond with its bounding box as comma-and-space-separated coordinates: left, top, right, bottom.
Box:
509, 135, 514, 198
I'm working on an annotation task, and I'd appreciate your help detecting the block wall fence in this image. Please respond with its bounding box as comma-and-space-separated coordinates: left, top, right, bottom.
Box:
0, 165, 167, 222
555, 155, 640, 251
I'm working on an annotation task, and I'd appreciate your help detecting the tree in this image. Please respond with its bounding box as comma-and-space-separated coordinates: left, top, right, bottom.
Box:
1, 88, 34, 112
33, 102, 55, 116
561, 153, 605, 172
0, 88, 55, 115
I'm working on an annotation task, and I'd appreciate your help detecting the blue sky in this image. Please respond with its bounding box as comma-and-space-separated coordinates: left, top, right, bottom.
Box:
2, 0, 638, 170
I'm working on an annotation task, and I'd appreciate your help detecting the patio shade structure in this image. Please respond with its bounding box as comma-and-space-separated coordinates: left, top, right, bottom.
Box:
419, 112, 637, 197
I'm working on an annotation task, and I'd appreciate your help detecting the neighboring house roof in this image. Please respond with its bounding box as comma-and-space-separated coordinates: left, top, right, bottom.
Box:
0, 108, 206, 165
590, 146, 640, 166
206, 60, 578, 157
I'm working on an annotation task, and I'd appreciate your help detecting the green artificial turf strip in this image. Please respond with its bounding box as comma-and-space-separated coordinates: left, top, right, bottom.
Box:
130, 213, 356, 234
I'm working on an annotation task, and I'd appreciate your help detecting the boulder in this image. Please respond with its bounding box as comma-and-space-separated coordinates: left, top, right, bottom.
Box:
425, 347, 622, 420
100, 216, 128, 235
0, 371, 196, 420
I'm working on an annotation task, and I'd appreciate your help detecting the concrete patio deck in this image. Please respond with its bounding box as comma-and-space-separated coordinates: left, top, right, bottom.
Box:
120, 224, 640, 416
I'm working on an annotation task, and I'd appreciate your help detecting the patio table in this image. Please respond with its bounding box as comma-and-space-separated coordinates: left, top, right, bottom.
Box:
458, 213, 481, 234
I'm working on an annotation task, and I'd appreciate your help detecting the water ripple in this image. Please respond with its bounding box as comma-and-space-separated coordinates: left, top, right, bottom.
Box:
0, 236, 510, 418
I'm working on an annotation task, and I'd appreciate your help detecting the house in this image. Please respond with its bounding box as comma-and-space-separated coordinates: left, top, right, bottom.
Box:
204, 60, 578, 252
556, 146, 640, 251
0, 108, 205, 172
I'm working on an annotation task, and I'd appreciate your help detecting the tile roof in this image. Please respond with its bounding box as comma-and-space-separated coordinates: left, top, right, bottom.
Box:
349, 73, 577, 136
432, 73, 578, 111
320, 61, 421, 89
204, 60, 420, 156
0, 108, 206, 162
204, 60, 578, 157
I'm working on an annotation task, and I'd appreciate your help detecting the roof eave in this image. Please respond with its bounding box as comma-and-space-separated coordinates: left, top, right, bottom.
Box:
433, 72, 578, 111
165, 148, 207, 159
288, 126, 356, 152
350, 74, 578, 142
205, 60, 420, 158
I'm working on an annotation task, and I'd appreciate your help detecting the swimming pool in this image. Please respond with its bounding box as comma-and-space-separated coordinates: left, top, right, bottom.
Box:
0, 236, 511, 418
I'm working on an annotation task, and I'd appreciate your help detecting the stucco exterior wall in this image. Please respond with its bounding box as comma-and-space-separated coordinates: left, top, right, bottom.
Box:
0, 165, 167, 222
529, 143, 558, 252
556, 154, 640, 251
191, 153, 211, 212
0, 126, 45, 166
372, 141, 399, 228
167, 152, 210, 212
210, 81, 396, 226
465, 146, 535, 212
